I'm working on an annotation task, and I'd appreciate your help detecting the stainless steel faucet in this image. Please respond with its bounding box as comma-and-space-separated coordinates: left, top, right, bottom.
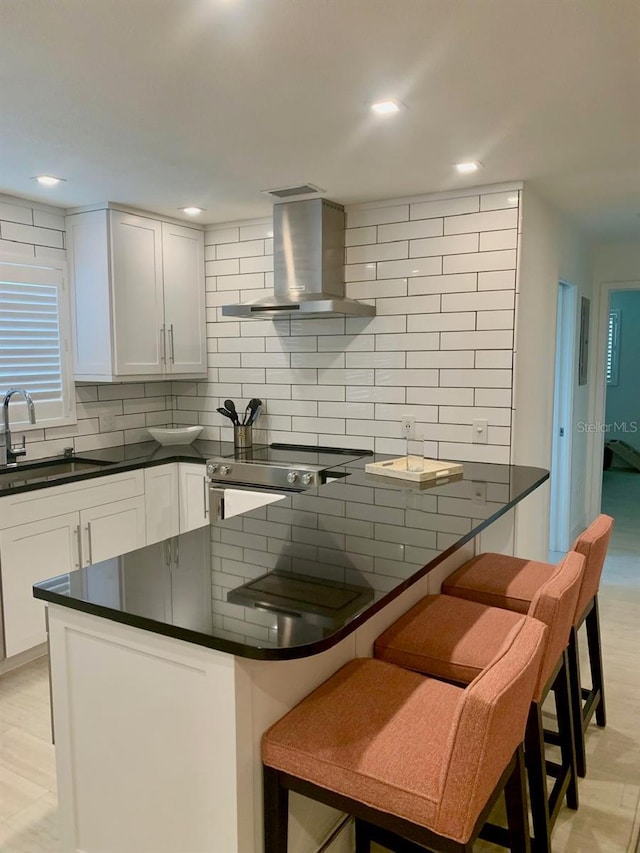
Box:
1, 388, 36, 466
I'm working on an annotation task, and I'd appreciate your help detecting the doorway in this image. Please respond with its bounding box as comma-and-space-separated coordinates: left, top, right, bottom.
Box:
549, 281, 577, 552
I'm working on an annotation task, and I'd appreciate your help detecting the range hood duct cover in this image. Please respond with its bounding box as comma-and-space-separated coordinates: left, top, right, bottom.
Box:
221, 198, 376, 319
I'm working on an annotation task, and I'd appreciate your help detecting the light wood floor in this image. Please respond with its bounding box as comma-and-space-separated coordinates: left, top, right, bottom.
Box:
0, 471, 638, 852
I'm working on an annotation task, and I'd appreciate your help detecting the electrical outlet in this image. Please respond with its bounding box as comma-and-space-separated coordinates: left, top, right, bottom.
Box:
472, 419, 488, 445
401, 415, 416, 439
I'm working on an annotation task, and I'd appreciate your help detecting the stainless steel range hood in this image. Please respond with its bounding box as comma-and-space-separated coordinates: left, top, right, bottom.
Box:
222, 198, 375, 319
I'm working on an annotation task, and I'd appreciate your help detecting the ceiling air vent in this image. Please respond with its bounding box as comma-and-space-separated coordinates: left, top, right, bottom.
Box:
262, 183, 325, 199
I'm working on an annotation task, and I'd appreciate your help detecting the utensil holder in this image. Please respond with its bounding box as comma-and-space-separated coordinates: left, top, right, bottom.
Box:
234, 424, 253, 452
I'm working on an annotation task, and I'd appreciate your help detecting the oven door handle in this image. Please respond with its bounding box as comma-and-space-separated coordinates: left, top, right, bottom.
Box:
208, 487, 226, 522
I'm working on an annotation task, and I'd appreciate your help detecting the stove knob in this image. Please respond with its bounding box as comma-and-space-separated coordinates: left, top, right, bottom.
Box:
286, 471, 299, 484
206, 464, 218, 476
220, 465, 231, 476
301, 473, 314, 486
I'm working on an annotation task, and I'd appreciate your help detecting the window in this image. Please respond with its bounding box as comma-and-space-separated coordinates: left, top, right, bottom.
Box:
0, 258, 76, 428
606, 308, 620, 385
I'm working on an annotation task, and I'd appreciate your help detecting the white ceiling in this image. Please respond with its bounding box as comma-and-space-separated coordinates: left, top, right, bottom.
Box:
1, 0, 639, 237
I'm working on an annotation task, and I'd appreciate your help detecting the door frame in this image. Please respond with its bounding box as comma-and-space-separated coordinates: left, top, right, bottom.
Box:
587, 279, 640, 519
549, 281, 577, 551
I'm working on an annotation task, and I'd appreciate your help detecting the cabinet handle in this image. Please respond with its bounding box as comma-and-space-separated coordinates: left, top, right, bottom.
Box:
169, 323, 175, 363
75, 524, 82, 568
203, 477, 208, 518
160, 325, 166, 364
86, 522, 93, 565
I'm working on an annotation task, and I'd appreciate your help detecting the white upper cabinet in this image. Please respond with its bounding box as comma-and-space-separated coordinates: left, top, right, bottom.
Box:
66, 207, 206, 382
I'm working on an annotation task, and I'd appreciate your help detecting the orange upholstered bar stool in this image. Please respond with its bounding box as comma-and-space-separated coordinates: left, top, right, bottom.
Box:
375, 551, 584, 853
441, 514, 614, 777
262, 618, 546, 853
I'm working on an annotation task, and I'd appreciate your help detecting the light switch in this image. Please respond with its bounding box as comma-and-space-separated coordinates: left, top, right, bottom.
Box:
472, 419, 488, 444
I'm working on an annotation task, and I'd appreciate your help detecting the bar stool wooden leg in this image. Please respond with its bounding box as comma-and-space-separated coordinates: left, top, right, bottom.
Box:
263, 766, 289, 853
552, 651, 579, 811
524, 704, 552, 853
354, 819, 370, 853
567, 627, 587, 778
586, 595, 607, 728
504, 745, 531, 853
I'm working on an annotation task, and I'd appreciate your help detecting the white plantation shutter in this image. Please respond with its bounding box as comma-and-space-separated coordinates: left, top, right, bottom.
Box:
606, 308, 620, 385
0, 259, 75, 426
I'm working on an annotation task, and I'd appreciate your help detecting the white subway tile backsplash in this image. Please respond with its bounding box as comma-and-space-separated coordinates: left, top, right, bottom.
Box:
268, 399, 318, 417
408, 273, 477, 295
217, 272, 264, 291
292, 385, 346, 401
318, 402, 374, 419
0, 201, 33, 224
346, 350, 405, 369
441, 290, 515, 312
293, 417, 345, 434
443, 249, 517, 274
440, 369, 511, 388
239, 221, 272, 241
476, 310, 514, 330
444, 208, 518, 235
376, 294, 440, 315
318, 334, 374, 352
375, 403, 437, 422
440, 330, 513, 350
205, 258, 240, 276
319, 368, 374, 386
33, 210, 65, 230
344, 262, 377, 282
375, 369, 438, 387
346, 278, 407, 300
475, 350, 513, 369
241, 352, 290, 368
478, 270, 516, 290
267, 335, 318, 352
219, 337, 265, 352
377, 257, 442, 279
240, 255, 273, 274
216, 239, 264, 260
267, 368, 316, 385
345, 226, 378, 246
375, 332, 439, 351
347, 205, 409, 228
439, 406, 511, 426
410, 196, 479, 220
0, 238, 35, 258
378, 218, 443, 243
346, 386, 406, 403
290, 318, 345, 336
206, 226, 240, 244
479, 229, 518, 251
410, 233, 479, 258
480, 191, 520, 211
474, 388, 512, 407
408, 313, 475, 333
406, 350, 475, 369
292, 352, 344, 368
407, 387, 474, 406
346, 315, 406, 335
346, 241, 408, 264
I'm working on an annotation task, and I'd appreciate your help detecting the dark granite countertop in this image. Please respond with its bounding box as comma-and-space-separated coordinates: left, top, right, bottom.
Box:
0, 439, 234, 496
34, 455, 548, 660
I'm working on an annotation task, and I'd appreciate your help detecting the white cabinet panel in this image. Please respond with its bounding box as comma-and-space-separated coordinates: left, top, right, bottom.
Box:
162, 223, 206, 374
179, 464, 208, 533
110, 212, 164, 375
145, 464, 179, 545
0, 512, 78, 657
81, 496, 146, 566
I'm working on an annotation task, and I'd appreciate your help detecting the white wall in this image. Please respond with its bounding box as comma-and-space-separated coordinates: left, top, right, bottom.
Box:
513, 188, 592, 558
175, 184, 522, 465
0, 194, 174, 459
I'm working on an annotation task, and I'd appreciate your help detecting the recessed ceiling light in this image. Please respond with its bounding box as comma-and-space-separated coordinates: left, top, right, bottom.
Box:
180, 207, 204, 216
34, 175, 64, 186
371, 100, 401, 115
454, 161, 482, 175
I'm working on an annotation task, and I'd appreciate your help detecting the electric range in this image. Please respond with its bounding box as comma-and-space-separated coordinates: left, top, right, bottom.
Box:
205, 443, 371, 491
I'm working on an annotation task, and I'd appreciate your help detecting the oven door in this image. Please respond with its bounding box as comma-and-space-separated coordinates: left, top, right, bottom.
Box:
208, 486, 288, 523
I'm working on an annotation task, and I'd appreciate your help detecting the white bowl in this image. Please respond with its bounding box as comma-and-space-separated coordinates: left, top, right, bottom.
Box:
148, 426, 203, 446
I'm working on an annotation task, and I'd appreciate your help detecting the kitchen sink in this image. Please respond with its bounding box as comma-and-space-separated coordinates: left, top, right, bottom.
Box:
0, 457, 113, 489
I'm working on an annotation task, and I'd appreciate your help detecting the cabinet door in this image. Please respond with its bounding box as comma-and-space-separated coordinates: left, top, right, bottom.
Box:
0, 512, 79, 657
110, 211, 164, 375
145, 464, 179, 545
179, 464, 209, 533
162, 222, 206, 374
81, 496, 146, 567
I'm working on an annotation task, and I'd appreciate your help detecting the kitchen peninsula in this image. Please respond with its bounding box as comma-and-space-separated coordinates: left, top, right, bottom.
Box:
34, 453, 547, 853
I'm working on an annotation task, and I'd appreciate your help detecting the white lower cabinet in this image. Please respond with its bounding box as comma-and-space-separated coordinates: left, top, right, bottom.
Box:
0, 513, 79, 658
179, 463, 209, 533
0, 462, 206, 659
80, 496, 146, 566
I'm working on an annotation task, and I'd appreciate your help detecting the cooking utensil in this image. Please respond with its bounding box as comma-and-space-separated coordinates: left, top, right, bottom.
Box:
224, 399, 239, 425
217, 407, 236, 423
244, 398, 261, 425
248, 402, 262, 426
